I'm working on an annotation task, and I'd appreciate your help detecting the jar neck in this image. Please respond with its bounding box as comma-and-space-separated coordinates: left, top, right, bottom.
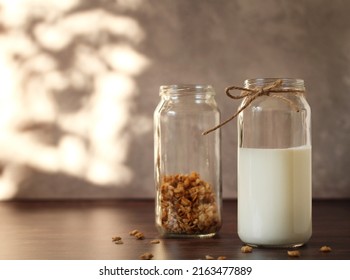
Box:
160, 84, 215, 99
244, 78, 305, 91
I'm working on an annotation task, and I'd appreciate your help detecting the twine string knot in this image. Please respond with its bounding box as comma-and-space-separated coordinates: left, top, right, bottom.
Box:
203, 79, 304, 135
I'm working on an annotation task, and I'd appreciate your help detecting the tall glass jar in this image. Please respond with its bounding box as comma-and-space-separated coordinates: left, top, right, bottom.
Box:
154, 84, 222, 238
237, 78, 312, 247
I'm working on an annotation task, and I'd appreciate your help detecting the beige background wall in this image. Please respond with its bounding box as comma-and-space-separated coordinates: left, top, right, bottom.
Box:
0, 0, 349, 200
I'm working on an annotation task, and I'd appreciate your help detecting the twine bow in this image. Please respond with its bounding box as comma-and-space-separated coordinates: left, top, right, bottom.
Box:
202, 79, 305, 135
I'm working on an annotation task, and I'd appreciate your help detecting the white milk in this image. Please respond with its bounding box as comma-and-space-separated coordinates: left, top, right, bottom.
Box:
238, 146, 312, 247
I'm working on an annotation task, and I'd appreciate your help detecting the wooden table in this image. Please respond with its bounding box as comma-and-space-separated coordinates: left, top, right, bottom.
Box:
0, 200, 349, 260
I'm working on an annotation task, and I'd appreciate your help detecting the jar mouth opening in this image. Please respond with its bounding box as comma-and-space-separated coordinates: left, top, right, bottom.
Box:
244, 78, 305, 90
160, 84, 214, 96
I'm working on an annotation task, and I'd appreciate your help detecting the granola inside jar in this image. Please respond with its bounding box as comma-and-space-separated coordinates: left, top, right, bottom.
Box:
159, 172, 220, 236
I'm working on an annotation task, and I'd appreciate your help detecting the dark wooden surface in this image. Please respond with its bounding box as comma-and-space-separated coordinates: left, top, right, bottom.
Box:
0, 199, 349, 260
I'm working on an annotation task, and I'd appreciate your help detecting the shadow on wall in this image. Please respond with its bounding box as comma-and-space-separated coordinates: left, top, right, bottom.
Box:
0, 0, 152, 199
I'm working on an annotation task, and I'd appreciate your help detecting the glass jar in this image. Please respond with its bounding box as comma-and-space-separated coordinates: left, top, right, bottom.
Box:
237, 78, 312, 248
154, 84, 222, 238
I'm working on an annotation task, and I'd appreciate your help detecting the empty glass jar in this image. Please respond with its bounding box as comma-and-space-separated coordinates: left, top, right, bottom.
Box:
154, 84, 222, 238
237, 78, 312, 247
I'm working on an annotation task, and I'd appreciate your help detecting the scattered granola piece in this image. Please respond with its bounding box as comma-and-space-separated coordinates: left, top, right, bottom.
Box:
150, 239, 160, 244
217, 256, 227, 260
205, 255, 215, 260
129, 230, 145, 239
320, 246, 332, 253
114, 240, 123, 245
139, 253, 154, 260
241, 245, 253, 253
129, 230, 139, 236
134, 232, 145, 240
287, 250, 300, 257
112, 236, 122, 242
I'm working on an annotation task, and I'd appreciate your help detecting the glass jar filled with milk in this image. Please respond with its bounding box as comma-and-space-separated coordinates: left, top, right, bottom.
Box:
237, 78, 312, 248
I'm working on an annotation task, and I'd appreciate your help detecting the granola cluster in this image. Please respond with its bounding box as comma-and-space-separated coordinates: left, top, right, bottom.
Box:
158, 172, 220, 235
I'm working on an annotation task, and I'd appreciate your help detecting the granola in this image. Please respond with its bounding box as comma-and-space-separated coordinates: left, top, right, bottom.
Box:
287, 250, 300, 257
241, 245, 253, 253
320, 245, 332, 253
139, 252, 154, 260
158, 172, 220, 235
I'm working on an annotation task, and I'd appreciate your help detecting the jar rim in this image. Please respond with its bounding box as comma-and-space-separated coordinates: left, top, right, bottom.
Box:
159, 84, 215, 96
244, 78, 305, 89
